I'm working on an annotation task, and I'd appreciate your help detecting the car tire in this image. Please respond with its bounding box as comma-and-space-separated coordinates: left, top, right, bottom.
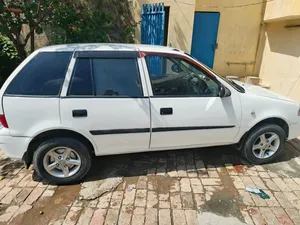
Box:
241, 123, 286, 164
33, 137, 92, 185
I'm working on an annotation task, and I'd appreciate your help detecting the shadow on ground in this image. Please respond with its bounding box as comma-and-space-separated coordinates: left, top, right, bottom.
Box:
80, 141, 300, 183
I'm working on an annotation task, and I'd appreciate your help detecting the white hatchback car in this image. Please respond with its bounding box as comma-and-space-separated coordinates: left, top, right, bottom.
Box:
0, 44, 299, 184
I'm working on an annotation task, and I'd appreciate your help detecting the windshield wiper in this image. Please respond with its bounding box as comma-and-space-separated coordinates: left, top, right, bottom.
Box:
226, 78, 245, 93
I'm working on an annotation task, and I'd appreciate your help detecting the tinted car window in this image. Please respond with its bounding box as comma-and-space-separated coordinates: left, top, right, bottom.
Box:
92, 58, 142, 97
146, 56, 219, 97
68, 59, 93, 96
5, 52, 72, 96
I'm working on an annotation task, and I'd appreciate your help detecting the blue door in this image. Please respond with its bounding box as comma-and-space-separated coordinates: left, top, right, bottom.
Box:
191, 12, 220, 68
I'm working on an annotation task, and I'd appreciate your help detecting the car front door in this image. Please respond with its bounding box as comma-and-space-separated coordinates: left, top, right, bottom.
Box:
141, 51, 242, 149
60, 51, 151, 155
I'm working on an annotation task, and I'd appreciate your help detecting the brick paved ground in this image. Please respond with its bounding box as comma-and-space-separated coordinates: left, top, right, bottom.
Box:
1, 139, 300, 224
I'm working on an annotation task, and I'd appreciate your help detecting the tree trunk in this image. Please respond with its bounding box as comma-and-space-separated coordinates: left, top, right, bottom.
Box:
16, 45, 27, 61
30, 24, 35, 53
30, 34, 35, 53
5, 33, 27, 61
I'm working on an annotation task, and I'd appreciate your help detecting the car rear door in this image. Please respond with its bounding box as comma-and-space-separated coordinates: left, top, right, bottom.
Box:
141, 51, 242, 149
60, 51, 151, 155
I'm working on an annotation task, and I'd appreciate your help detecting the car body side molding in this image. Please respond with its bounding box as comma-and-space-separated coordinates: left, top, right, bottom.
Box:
90, 125, 235, 135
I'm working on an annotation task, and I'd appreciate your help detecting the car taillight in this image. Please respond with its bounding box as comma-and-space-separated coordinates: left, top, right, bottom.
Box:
0, 115, 8, 128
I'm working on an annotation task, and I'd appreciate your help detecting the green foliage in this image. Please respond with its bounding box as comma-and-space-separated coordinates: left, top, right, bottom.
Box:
0, 0, 61, 36
123, 23, 137, 44
47, 7, 112, 44
0, 35, 18, 60
0, 35, 19, 86
0, 0, 64, 59
86, 0, 137, 43
0, 0, 136, 61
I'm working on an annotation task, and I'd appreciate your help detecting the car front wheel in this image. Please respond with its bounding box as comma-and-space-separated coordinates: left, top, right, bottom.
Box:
33, 137, 92, 184
241, 124, 286, 164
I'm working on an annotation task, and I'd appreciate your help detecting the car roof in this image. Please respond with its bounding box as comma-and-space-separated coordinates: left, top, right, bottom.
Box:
38, 43, 183, 54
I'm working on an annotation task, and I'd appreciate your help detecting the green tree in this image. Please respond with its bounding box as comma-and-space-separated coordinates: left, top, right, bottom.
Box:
47, 7, 111, 44
0, 0, 84, 60
0, 0, 135, 61
0, 35, 19, 86
87, 0, 137, 43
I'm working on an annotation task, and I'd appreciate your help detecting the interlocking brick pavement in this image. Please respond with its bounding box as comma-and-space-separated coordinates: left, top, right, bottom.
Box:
1, 139, 300, 224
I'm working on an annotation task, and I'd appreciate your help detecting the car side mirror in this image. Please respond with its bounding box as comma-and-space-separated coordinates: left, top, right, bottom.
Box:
219, 85, 231, 97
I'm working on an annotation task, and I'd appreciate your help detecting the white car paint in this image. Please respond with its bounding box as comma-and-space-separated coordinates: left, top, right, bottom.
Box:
236, 82, 300, 141
235, 81, 294, 103
139, 53, 242, 149
60, 98, 151, 155
0, 44, 299, 160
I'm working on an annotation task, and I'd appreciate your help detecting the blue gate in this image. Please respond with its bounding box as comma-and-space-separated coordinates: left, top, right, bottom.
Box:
141, 3, 165, 45
141, 3, 165, 75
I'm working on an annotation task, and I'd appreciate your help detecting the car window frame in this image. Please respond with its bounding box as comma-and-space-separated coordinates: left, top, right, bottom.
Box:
4, 51, 72, 98
142, 51, 222, 98
184, 52, 245, 93
66, 52, 145, 98
67, 58, 95, 97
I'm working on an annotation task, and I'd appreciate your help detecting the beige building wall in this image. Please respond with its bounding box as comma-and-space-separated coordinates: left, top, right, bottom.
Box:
264, 0, 300, 22
259, 19, 300, 103
195, 0, 265, 77
133, 0, 267, 78
133, 0, 195, 53
259, 0, 300, 103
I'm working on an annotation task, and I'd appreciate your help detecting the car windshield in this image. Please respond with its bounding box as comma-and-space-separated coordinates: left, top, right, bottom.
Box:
184, 53, 245, 93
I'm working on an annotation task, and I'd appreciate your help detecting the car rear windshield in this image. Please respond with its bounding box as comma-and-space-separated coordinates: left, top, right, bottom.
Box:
5, 52, 72, 96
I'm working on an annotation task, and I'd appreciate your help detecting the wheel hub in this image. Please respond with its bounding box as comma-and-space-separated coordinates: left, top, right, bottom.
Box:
252, 132, 280, 159
43, 147, 82, 178
58, 159, 67, 168
261, 143, 271, 150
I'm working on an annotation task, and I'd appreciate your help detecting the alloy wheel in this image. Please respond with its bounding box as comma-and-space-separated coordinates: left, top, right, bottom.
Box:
252, 132, 280, 159
43, 147, 81, 178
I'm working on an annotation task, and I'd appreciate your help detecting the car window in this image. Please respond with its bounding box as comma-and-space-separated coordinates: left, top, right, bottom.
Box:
92, 58, 142, 97
68, 59, 94, 96
5, 52, 72, 96
146, 56, 220, 97
184, 52, 245, 93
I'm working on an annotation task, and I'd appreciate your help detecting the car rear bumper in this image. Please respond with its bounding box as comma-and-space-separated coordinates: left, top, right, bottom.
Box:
0, 128, 31, 159
288, 123, 300, 140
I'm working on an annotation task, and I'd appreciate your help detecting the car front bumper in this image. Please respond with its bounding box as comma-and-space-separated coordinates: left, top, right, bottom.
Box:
0, 128, 31, 159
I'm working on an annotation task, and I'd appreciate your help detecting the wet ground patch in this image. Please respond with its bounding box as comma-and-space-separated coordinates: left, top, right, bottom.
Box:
9, 185, 80, 225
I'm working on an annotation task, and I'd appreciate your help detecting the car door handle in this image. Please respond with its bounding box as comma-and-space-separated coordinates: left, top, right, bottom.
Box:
160, 107, 173, 115
72, 109, 87, 118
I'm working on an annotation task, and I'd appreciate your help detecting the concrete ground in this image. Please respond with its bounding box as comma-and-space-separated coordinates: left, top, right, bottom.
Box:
1, 139, 300, 225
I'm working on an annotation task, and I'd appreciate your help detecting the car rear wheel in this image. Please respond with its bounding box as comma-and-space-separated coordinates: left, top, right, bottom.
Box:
241, 124, 286, 164
33, 137, 92, 184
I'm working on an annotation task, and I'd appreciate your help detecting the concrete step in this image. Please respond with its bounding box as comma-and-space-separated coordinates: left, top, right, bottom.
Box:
259, 83, 271, 89
239, 77, 247, 83
226, 76, 240, 81
245, 76, 260, 85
